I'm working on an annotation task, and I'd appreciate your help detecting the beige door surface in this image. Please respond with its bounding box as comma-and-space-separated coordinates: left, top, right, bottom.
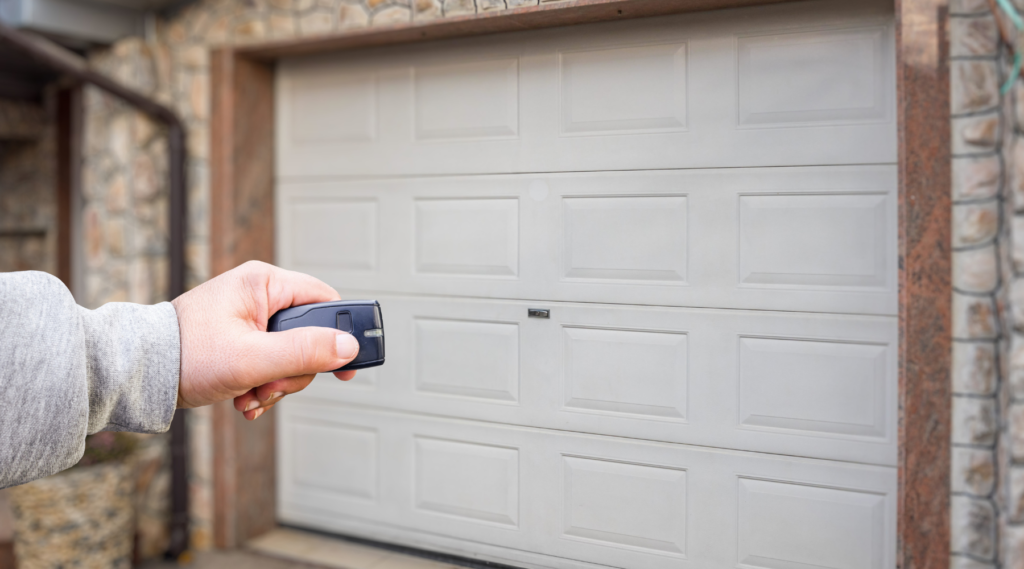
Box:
274, 1, 898, 567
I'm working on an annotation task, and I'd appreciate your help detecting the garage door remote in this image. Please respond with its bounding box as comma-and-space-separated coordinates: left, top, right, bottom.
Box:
268, 300, 385, 371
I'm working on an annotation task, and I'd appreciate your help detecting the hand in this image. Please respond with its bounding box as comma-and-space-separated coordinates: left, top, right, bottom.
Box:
171, 261, 359, 420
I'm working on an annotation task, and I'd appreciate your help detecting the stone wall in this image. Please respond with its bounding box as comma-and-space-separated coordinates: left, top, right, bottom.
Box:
949, 1, 1024, 567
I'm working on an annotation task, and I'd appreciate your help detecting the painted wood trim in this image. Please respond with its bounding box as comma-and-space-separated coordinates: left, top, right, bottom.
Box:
210, 48, 278, 548
895, 0, 951, 567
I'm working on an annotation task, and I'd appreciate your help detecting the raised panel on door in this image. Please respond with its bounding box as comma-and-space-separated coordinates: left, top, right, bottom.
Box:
295, 294, 897, 466
279, 402, 896, 569
276, 0, 894, 178
277, 165, 896, 315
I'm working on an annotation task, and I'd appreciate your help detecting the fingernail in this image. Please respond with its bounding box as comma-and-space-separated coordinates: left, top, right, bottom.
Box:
245, 400, 259, 412
255, 408, 265, 419
336, 332, 359, 360
270, 391, 284, 400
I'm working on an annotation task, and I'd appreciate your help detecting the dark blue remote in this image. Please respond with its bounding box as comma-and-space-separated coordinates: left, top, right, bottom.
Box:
267, 300, 384, 371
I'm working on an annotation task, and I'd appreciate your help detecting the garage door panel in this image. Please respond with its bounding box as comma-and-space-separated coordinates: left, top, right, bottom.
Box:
278, 402, 896, 569
736, 26, 890, 128
738, 336, 888, 439
277, 165, 896, 314
558, 42, 687, 136
414, 197, 519, 278
736, 477, 886, 569
561, 455, 687, 556
276, 1, 898, 564
414, 59, 520, 141
295, 295, 895, 465
414, 318, 520, 403
563, 326, 687, 420
277, 0, 894, 178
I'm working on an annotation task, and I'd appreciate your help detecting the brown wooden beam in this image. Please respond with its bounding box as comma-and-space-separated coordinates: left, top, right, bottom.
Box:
210, 48, 278, 549
896, 0, 951, 567
55, 88, 76, 291
238, 0, 806, 59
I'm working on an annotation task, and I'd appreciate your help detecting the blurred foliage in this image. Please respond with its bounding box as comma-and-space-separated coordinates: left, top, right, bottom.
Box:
73, 432, 138, 468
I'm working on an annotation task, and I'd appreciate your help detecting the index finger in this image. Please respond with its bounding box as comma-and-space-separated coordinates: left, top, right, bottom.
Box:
265, 265, 342, 314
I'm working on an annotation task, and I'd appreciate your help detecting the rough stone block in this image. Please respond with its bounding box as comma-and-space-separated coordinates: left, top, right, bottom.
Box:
1011, 217, 1024, 275
506, 0, 536, 5
953, 245, 999, 293
954, 201, 1000, 247
954, 292, 999, 340
268, 13, 297, 37
951, 495, 997, 560
1011, 335, 1024, 400
105, 175, 128, 213
953, 113, 1001, 154
952, 60, 1000, 115
413, 0, 441, 19
951, 16, 999, 57
108, 114, 132, 167
1010, 404, 1024, 461
187, 73, 209, 122
443, 0, 475, 15
1004, 523, 1024, 569
1009, 467, 1024, 522
133, 154, 159, 200
298, 10, 335, 35
371, 5, 410, 25
202, 14, 230, 44
951, 446, 997, 495
950, 0, 988, 11
1011, 141, 1024, 212
174, 45, 208, 71
479, 0, 505, 10
84, 206, 104, 268
951, 555, 997, 569
106, 218, 125, 258
952, 395, 998, 446
1013, 279, 1024, 333
953, 341, 998, 395
233, 17, 267, 41
338, 4, 369, 29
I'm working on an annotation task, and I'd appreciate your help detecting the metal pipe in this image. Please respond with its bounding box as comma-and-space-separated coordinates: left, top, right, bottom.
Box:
0, 21, 190, 560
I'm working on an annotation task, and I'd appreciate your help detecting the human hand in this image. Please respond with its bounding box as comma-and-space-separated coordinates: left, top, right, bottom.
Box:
171, 261, 359, 420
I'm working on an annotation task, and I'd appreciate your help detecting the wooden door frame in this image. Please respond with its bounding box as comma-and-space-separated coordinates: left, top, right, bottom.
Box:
210, 0, 951, 565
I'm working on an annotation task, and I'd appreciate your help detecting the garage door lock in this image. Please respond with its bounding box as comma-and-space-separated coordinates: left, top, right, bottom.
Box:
528, 308, 550, 319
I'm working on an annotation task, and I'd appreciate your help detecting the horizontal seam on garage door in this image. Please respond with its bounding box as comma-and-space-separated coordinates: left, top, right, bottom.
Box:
332, 290, 899, 319
274, 163, 901, 184
288, 398, 899, 469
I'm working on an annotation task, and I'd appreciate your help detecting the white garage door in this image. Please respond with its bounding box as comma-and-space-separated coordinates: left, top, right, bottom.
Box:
275, 1, 898, 567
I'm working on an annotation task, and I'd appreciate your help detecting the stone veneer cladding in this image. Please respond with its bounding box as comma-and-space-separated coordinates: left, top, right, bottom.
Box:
949, 0, 1024, 567
76, 0, 1024, 561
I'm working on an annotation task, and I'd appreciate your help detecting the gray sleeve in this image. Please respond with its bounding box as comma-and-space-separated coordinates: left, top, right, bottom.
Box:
0, 271, 180, 489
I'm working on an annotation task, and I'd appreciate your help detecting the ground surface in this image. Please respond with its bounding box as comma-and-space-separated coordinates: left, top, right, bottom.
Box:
138, 528, 465, 569
140, 549, 330, 569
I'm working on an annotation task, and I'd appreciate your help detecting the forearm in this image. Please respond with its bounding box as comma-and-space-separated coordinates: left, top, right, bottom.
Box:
0, 272, 180, 488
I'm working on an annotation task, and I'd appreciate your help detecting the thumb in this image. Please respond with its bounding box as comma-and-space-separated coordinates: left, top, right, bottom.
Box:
245, 327, 360, 385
